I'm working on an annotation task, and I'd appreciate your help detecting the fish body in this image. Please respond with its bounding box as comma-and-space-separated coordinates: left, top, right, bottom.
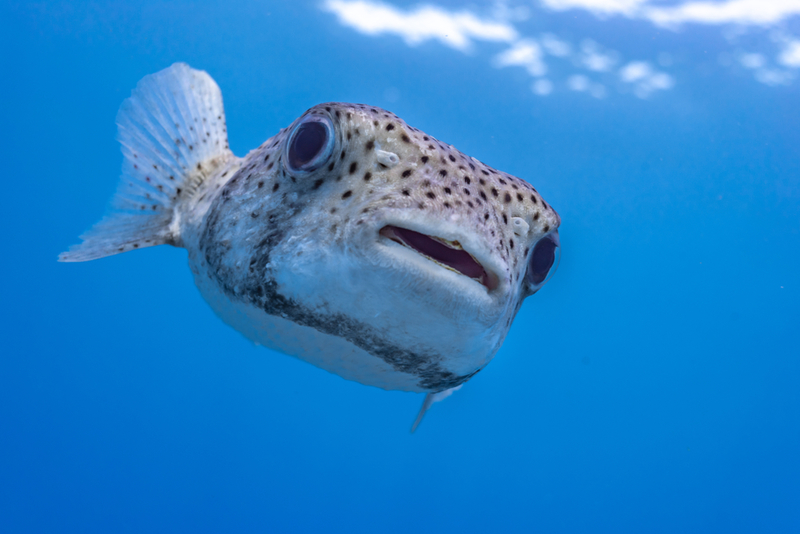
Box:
61, 64, 561, 413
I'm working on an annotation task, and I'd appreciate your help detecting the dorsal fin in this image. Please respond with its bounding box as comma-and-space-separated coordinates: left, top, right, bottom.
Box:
60, 63, 232, 262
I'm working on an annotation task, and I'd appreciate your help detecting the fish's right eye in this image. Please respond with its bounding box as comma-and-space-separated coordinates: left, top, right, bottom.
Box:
526, 231, 560, 289
285, 115, 334, 174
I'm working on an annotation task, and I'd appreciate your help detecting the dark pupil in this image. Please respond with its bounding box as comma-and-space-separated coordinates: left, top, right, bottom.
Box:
289, 122, 327, 169
529, 236, 557, 285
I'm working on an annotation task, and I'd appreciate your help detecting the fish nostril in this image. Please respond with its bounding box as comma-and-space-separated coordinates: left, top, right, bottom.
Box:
511, 217, 529, 236
375, 150, 399, 168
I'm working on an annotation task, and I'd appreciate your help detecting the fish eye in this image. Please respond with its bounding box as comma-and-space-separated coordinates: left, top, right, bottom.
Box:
285, 115, 335, 174
527, 231, 560, 289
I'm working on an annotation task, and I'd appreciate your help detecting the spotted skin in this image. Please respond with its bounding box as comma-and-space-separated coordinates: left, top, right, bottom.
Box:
178, 102, 560, 392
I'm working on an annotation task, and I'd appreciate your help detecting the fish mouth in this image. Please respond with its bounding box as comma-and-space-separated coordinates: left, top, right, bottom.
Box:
379, 225, 498, 291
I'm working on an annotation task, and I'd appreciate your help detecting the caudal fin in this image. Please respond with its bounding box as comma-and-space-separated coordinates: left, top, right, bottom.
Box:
59, 63, 232, 262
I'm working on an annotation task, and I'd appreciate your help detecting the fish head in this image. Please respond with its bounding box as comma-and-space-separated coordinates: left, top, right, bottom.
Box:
198, 102, 561, 391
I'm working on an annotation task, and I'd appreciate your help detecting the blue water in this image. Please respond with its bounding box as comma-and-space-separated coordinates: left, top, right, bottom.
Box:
2, 1, 799, 532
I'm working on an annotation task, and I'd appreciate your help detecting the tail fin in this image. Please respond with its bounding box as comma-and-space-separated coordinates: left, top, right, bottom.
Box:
59, 63, 232, 262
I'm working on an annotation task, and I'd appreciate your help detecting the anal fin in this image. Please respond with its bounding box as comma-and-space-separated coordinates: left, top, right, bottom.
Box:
410, 385, 463, 433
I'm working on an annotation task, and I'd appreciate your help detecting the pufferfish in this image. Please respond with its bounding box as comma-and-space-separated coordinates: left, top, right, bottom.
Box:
60, 63, 561, 431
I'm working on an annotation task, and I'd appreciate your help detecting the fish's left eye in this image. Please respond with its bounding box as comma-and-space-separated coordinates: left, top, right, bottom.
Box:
285, 115, 335, 174
526, 231, 560, 290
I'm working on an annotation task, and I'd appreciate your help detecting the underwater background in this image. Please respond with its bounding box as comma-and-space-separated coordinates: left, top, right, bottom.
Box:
1, 0, 799, 532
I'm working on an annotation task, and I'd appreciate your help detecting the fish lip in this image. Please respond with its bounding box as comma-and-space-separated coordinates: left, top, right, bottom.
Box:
378, 224, 500, 291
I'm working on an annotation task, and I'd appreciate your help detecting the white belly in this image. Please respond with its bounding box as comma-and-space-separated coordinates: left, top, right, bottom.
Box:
192, 258, 428, 391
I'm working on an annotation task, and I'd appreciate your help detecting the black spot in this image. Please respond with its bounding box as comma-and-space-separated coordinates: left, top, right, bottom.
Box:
421, 156, 429, 163
402, 190, 410, 196
463, 188, 471, 196
439, 170, 447, 177
349, 161, 358, 174
272, 183, 280, 192
464, 177, 471, 184
543, 224, 550, 233
364, 172, 372, 181
448, 155, 456, 162
504, 193, 512, 203
491, 188, 498, 197
533, 212, 540, 221
479, 191, 487, 201
340, 150, 347, 161
401, 134, 411, 143
426, 192, 435, 199
509, 239, 515, 249
258, 181, 264, 188
530, 194, 538, 204
401, 169, 412, 178
313, 179, 325, 190
502, 214, 508, 224
444, 187, 452, 194
386, 124, 395, 131
366, 140, 375, 151
342, 190, 353, 199
517, 193, 524, 202
328, 162, 335, 172
251, 212, 258, 218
